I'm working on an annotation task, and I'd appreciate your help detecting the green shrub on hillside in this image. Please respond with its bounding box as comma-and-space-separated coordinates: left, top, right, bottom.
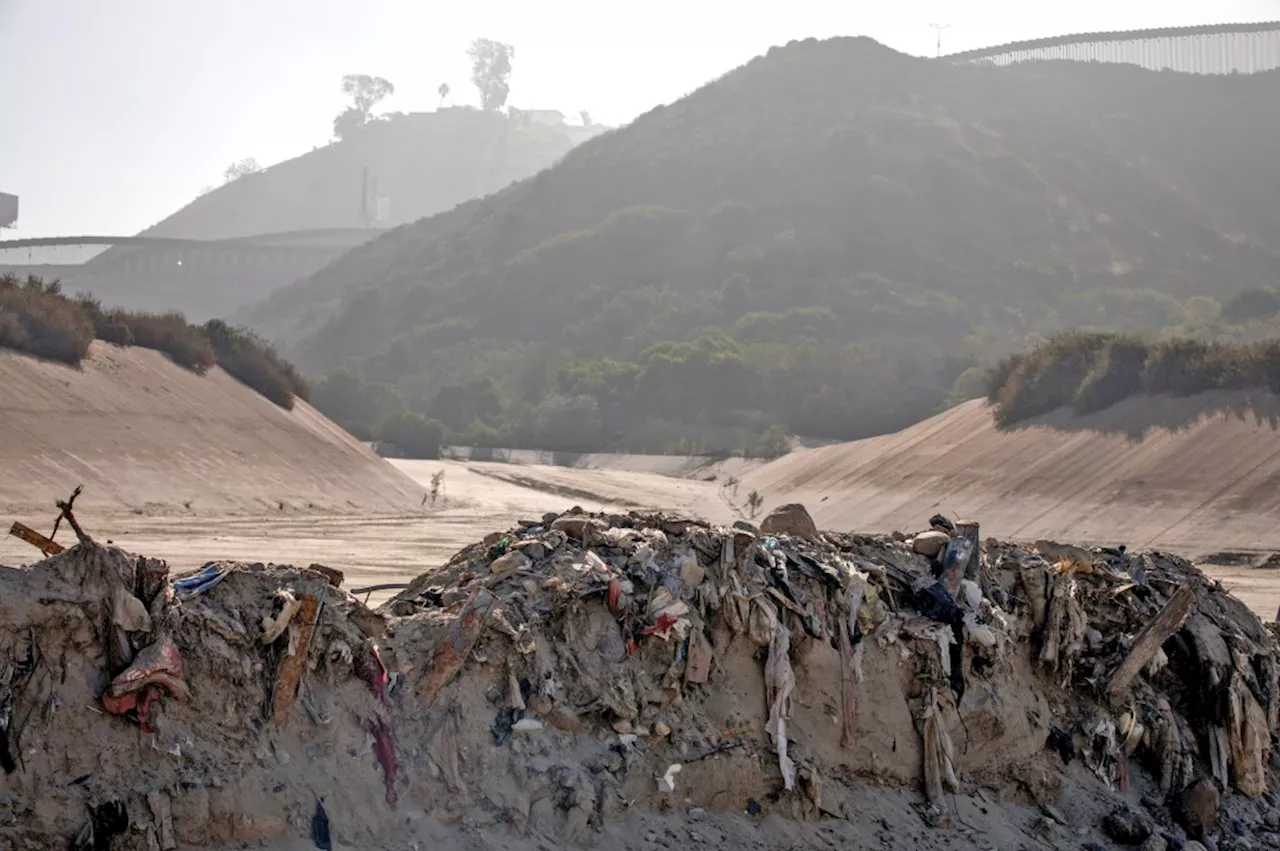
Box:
0, 276, 94, 365
203, 320, 310, 409
987, 333, 1280, 426
0, 276, 308, 408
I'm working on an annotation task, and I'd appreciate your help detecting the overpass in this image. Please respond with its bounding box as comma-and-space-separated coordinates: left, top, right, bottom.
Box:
0, 228, 385, 320
945, 20, 1280, 74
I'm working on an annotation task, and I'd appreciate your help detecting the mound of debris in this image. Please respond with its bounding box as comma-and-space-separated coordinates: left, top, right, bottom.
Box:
2, 506, 1279, 849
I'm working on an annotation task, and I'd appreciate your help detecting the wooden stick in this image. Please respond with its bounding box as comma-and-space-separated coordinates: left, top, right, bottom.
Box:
53, 485, 92, 546
272, 594, 319, 721
349, 582, 410, 595
1107, 585, 1194, 700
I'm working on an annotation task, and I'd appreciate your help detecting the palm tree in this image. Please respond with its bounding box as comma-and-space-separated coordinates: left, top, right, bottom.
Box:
438, 82, 450, 107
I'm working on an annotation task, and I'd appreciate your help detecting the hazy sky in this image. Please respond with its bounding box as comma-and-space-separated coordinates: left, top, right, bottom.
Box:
2, 0, 1279, 238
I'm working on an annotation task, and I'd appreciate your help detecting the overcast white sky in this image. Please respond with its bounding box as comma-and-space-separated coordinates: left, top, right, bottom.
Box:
2, 0, 1279, 238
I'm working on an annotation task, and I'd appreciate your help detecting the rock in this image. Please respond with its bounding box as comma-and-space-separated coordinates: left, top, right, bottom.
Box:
912, 530, 952, 558
551, 516, 603, 544
733, 520, 759, 534
1035, 539, 1094, 568
1104, 806, 1154, 844
1175, 779, 1220, 840
1184, 843, 1209, 851
759, 504, 817, 537
1140, 836, 1169, 851
489, 550, 531, 574
514, 540, 547, 561
306, 563, 344, 587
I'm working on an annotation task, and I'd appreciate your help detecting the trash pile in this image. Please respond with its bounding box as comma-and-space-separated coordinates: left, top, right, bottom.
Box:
2, 503, 1280, 849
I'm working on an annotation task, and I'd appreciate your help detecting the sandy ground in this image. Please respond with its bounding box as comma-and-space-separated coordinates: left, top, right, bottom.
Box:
6, 348, 1280, 618
0, 459, 734, 607
6, 450, 1280, 619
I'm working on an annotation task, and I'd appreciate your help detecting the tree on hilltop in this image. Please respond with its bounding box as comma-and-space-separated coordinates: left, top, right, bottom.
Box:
334, 74, 395, 140
223, 158, 261, 183
438, 82, 451, 107
467, 39, 514, 111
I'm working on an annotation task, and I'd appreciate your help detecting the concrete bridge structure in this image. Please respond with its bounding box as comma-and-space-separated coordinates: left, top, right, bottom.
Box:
0, 228, 384, 320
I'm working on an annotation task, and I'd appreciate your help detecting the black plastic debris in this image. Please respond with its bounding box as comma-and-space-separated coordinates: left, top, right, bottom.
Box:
71, 801, 128, 851
492, 706, 517, 746
914, 582, 967, 700
1047, 727, 1076, 764
312, 797, 332, 850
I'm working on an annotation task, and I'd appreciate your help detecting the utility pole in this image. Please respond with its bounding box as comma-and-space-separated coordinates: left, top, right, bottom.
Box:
929, 23, 951, 58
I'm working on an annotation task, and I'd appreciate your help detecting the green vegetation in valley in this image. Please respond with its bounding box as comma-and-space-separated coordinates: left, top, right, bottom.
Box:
987, 326, 1280, 427
242, 38, 1280, 453
0, 275, 308, 409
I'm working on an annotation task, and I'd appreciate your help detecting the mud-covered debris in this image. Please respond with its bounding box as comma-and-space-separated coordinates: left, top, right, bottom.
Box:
101, 635, 189, 731
1103, 805, 1154, 844
3, 505, 1280, 849
1175, 778, 1221, 839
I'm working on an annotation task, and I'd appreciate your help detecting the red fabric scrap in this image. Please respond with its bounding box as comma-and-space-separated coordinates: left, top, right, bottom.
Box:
641, 612, 679, 638
368, 715, 399, 808
355, 643, 391, 708
607, 579, 623, 618
102, 636, 188, 731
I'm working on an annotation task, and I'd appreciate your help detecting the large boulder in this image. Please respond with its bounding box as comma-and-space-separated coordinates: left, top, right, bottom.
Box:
759, 503, 817, 537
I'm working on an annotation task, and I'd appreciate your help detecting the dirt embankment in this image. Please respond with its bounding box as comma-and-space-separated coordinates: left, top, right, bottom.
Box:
0, 342, 425, 517
2, 507, 1277, 850
742, 392, 1280, 557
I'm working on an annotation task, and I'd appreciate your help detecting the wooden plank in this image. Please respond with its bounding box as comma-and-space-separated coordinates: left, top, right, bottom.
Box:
8, 521, 64, 556
1107, 586, 1195, 699
271, 594, 318, 721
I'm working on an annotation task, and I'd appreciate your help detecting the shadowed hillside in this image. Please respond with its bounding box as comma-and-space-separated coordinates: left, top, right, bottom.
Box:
241, 38, 1280, 453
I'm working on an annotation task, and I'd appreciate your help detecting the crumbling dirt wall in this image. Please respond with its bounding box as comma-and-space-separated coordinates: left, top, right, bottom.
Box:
1, 510, 1277, 849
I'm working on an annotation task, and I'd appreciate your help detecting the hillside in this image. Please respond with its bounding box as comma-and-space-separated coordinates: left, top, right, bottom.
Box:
0, 341, 425, 516
236, 38, 1280, 454
49, 109, 605, 322
139, 109, 604, 241
738, 391, 1280, 558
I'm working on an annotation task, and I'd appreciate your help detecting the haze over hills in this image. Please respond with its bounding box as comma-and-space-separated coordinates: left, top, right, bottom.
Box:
239, 37, 1280, 454
140, 108, 604, 241
13, 108, 604, 321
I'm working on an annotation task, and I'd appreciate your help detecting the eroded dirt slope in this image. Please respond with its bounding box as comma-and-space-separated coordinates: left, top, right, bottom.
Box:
743, 392, 1280, 556
0, 343, 425, 516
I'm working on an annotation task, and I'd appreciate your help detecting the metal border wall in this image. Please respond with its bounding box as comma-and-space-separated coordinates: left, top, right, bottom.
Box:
945, 21, 1280, 74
